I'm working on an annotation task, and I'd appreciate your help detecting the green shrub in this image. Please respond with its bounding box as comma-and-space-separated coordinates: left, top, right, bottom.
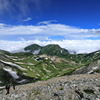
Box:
34, 91, 40, 95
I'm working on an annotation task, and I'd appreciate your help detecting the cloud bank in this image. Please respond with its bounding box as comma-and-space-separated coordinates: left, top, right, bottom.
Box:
0, 23, 100, 40
0, 21, 100, 54
0, 39, 100, 54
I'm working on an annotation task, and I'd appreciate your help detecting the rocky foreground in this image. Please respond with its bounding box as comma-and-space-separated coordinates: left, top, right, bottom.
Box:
0, 74, 100, 100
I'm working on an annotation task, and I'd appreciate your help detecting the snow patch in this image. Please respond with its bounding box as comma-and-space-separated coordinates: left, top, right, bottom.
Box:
18, 79, 27, 83
93, 67, 98, 70
28, 63, 34, 65
13, 59, 18, 61
43, 67, 51, 73
0, 86, 5, 89
15, 62, 25, 64
96, 51, 100, 54
88, 67, 98, 74
0, 60, 26, 70
4, 68, 19, 79
88, 70, 93, 74
52, 65, 57, 69
45, 57, 48, 60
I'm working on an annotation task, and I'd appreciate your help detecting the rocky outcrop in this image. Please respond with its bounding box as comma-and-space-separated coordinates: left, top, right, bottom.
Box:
73, 60, 100, 74
0, 74, 100, 100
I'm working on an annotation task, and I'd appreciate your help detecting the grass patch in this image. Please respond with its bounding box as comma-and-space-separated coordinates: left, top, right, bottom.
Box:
83, 89, 94, 94
34, 91, 40, 95
59, 87, 64, 90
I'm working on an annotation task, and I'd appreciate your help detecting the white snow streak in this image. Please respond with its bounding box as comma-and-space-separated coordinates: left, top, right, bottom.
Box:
4, 68, 19, 79
0, 60, 26, 70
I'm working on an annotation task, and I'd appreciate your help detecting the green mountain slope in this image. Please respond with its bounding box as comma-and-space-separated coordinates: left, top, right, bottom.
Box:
0, 44, 100, 87
39, 44, 70, 57
0, 60, 37, 86
24, 44, 42, 54
24, 44, 100, 63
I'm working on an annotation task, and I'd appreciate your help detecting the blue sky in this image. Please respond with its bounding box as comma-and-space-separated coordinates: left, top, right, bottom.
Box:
0, 0, 100, 28
0, 0, 100, 53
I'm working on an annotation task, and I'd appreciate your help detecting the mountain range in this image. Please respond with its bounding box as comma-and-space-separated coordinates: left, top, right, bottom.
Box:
0, 44, 100, 88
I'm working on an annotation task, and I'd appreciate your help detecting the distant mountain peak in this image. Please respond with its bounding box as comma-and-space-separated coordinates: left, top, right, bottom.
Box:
24, 44, 42, 53
24, 44, 69, 57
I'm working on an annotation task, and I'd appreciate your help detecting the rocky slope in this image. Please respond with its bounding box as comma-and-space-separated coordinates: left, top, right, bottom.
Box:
73, 60, 100, 74
0, 74, 100, 100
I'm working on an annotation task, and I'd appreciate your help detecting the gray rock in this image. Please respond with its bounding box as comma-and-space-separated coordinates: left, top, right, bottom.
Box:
1, 74, 100, 100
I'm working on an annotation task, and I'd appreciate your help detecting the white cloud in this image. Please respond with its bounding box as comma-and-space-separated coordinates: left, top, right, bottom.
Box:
0, 23, 99, 40
0, 22, 100, 54
23, 17, 32, 22
38, 20, 57, 25
0, 39, 100, 54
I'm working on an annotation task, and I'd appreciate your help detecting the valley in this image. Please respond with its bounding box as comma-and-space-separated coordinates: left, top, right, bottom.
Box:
0, 44, 100, 100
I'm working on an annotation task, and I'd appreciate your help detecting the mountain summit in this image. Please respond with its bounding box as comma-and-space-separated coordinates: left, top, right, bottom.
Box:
24, 44, 70, 57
